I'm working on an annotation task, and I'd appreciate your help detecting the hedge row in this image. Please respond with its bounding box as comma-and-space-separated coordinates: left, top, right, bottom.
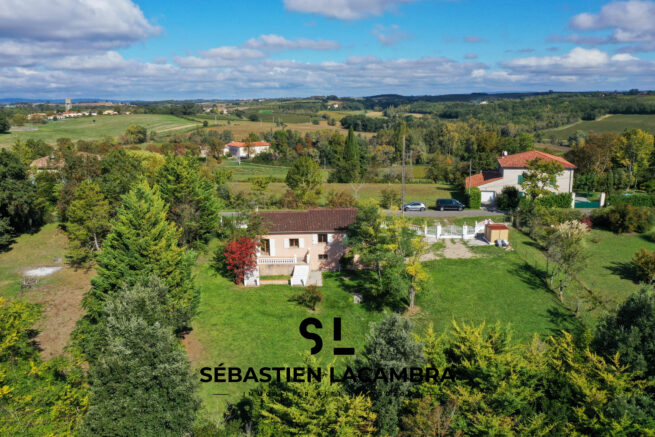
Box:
607, 193, 655, 207
535, 192, 573, 208
467, 187, 481, 209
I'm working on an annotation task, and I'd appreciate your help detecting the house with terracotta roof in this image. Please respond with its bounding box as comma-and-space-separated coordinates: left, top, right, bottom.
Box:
226, 140, 271, 158
465, 150, 576, 204
249, 208, 357, 286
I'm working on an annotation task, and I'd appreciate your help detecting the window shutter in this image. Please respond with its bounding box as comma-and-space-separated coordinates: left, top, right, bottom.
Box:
327, 234, 334, 244
299, 238, 304, 248
312, 234, 318, 245
284, 239, 289, 249
270, 239, 276, 256
518, 174, 524, 185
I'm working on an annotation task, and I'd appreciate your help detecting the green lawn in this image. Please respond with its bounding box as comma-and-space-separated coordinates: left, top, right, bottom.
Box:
191, 237, 572, 418
542, 114, 655, 141
228, 181, 457, 205
576, 229, 655, 308
191, 262, 385, 418
0, 114, 200, 147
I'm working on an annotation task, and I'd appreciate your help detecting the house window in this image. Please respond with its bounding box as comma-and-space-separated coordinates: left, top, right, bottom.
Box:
518, 174, 524, 184
318, 254, 328, 260
260, 239, 270, 255
289, 238, 300, 248
318, 233, 328, 243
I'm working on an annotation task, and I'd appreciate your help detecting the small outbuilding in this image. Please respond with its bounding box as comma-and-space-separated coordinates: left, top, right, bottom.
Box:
485, 223, 509, 243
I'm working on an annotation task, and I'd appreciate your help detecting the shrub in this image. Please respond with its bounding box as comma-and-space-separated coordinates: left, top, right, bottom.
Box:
607, 193, 655, 207
467, 187, 481, 209
380, 187, 400, 209
496, 186, 520, 210
292, 285, 323, 310
535, 192, 573, 208
223, 237, 258, 284
280, 190, 299, 209
326, 190, 357, 208
633, 249, 655, 284
579, 215, 593, 229
606, 204, 654, 234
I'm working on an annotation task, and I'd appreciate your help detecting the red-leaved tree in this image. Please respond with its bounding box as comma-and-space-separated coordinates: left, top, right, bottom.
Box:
224, 237, 258, 284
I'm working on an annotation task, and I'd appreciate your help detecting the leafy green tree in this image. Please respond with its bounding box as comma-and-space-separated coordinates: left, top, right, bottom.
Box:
123, 124, 148, 144
285, 156, 322, 206
346, 314, 425, 436
545, 220, 588, 301
0, 112, 10, 133
65, 181, 111, 266
521, 157, 564, 200
234, 355, 376, 436
331, 127, 361, 182
0, 150, 47, 249
156, 154, 222, 246
81, 278, 198, 437
593, 286, 655, 384
616, 129, 654, 189
11, 138, 53, 166
98, 148, 144, 210
79, 182, 197, 358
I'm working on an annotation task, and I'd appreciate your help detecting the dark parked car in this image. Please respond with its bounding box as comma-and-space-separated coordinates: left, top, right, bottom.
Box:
436, 198, 465, 211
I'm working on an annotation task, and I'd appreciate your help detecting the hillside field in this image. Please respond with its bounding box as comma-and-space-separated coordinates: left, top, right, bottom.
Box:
542, 114, 655, 141
0, 114, 200, 148
205, 119, 373, 139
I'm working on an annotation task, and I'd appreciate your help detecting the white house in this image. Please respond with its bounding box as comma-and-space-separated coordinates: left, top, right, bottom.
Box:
465, 150, 576, 205
226, 141, 271, 158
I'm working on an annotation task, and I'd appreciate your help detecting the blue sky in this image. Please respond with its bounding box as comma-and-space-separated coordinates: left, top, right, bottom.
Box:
2, 0, 655, 99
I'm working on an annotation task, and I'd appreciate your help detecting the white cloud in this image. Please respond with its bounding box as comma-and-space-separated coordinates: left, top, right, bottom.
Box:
558, 1, 655, 51
464, 35, 486, 43
464, 53, 478, 59
199, 46, 265, 60
283, 0, 417, 20
371, 24, 409, 46
244, 34, 341, 51
0, 0, 160, 45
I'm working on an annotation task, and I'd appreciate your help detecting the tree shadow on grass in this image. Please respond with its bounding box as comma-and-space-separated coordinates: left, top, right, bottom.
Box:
606, 261, 639, 284
335, 269, 403, 312
545, 306, 580, 337
510, 261, 547, 292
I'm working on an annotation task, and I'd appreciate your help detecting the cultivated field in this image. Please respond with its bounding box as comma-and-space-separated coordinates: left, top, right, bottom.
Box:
0, 114, 200, 147
204, 119, 373, 139
542, 114, 655, 141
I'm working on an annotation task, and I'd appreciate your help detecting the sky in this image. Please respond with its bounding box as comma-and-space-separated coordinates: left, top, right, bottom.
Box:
2, 0, 655, 99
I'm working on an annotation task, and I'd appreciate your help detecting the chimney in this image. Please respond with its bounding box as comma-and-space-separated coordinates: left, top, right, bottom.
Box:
502, 151, 508, 156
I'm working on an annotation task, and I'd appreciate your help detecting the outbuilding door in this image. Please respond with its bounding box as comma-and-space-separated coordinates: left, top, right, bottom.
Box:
480, 191, 496, 204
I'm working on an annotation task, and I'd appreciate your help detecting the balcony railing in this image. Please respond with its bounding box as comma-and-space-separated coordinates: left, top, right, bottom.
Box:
257, 255, 297, 265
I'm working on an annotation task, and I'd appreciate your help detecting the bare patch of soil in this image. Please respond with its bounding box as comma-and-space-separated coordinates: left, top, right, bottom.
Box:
181, 330, 206, 363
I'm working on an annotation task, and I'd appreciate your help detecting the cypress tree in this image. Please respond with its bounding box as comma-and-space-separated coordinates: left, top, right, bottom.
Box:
331, 127, 360, 183
81, 278, 198, 437
155, 154, 222, 246
79, 181, 197, 358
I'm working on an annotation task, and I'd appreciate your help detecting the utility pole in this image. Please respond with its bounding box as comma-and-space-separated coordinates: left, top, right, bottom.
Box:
468, 160, 472, 195
401, 132, 406, 216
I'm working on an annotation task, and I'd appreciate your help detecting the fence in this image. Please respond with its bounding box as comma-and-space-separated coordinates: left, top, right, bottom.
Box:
257, 256, 297, 265
419, 220, 489, 240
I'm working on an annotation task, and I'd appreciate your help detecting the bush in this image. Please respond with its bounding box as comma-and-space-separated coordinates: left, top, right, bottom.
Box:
467, 187, 481, 209
496, 186, 521, 210
535, 192, 573, 208
594, 204, 655, 234
380, 187, 400, 209
292, 285, 323, 310
633, 249, 655, 284
608, 193, 655, 207
280, 190, 299, 209
326, 190, 357, 208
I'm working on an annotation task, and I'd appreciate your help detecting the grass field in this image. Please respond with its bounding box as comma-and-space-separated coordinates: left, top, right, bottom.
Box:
191, 237, 573, 419
228, 181, 457, 205
205, 119, 373, 140
541, 114, 655, 141
0, 114, 200, 148
0, 224, 94, 358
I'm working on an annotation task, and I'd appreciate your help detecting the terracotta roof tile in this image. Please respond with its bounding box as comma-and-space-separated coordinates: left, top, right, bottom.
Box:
465, 171, 503, 188
497, 150, 576, 169
258, 208, 357, 233
226, 141, 270, 148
